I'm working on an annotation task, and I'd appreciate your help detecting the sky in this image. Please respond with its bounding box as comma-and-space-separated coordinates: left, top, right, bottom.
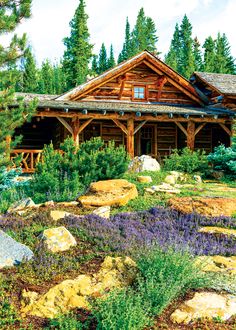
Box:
4, 0, 236, 66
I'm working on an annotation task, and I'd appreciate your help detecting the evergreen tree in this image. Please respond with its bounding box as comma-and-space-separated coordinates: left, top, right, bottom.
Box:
91, 55, 99, 75
145, 17, 158, 53
62, 0, 93, 89
98, 43, 108, 74
22, 48, 38, 92
193, 37, 203, 71
38, 60, 54, 94
165, 23, 181, 71
178, 15, 195, 78
132, 8, 147, 53
203, 36, 216, 72
0, 0, 36, 169
52, 63, 67, 94
107, 44, 116, 69
214, 33, 235, 74
118, 18, 132, 63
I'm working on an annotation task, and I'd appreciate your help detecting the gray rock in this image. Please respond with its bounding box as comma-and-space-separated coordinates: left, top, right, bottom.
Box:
129, 155, 160, 172
0, 230, 33, 268
7, 197, 35, 213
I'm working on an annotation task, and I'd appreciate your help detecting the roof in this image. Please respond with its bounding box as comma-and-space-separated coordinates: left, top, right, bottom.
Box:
56, 50, 203, 105
13, 93, 234, 117
194, 72, 236, 96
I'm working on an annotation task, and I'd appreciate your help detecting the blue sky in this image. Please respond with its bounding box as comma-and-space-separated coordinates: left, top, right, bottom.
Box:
7, 0, 236, 65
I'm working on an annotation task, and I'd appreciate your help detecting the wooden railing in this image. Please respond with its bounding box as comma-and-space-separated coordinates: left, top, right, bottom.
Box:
10, 149, 43, 173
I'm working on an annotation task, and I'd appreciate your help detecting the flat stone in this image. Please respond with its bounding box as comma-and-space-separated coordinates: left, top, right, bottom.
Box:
79, 179, 138, 207
129, 155, 160, 172
199, 226, 236, 237
137, 176, 152, 183
146, 183, 180, 194
43, 200, 55, 207
56, 201, 79, 207
7, 197, 35, 213
0, 230, 33, 268
50, 210, 71, 221
169, 197, 236, 217
170, 292, 236, 324
92, 206, 110, 219
196, 255, 236, 274
40, 226, 77, 253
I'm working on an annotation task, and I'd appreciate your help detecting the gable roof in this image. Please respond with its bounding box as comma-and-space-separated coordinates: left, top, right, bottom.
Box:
57, 50, 204, 105
194, 72, 236, 96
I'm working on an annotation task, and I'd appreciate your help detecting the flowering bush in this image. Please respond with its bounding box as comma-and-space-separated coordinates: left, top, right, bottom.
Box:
63, 207, 236, 256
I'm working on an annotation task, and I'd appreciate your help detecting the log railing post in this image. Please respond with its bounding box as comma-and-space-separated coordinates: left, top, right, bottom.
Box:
127, 118, 134, 158
187, 121, 195, 150
72, 117, 80, 146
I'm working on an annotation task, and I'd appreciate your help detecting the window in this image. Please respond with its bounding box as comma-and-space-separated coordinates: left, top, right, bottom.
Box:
133, 86, 145, 99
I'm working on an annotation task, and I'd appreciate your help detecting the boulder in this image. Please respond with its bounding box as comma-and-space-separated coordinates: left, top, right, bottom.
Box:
0, 230, 33, 268
199, 226, 236, 238
21, 256, 137, 318
50, 210, 71, 222
137, 176, 152, 183
193, 175, 202, 183
40, 226, 77, 253
164, 171, 187, 185
7, 197, 35, 213
79, 179, 138, 207
56, 201, 79, 207
168, 197, 236, 217
196, 255, 236, 274
129, 155, 160, 172
170, 292, 236, 324
145, 183, 180, 194
43, 200, 55, 207
92, 206, 110, 219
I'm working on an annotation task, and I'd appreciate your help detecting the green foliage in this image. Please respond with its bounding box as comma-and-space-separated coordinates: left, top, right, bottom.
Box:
94, 289, 151, 330
136, 247, 207, 316
208, 144, 236, 178
28, 137, 129, 203
0, 276, 19, 328
62, 0, 93, 88
193, 37, 203, 71
21, 47, 38, 92
107, 44, 116, 69
47, 313, 92, 330
98, 43, 108, 74
163, 147, 209, 174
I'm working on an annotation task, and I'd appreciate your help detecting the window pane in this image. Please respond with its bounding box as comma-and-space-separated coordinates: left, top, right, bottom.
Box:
134, 87, 145, 99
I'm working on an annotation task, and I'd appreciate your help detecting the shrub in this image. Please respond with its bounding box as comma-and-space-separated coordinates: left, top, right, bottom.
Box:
94, 289, 151, 330
28, 137, 129, 203
47, 313, 89, 330
163, 147, 209, 174
208, 144, 236, 178
136, 247, 207, 316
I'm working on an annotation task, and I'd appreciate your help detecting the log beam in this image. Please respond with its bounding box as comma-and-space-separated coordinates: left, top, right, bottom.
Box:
72, 117, 80, 145
77, 118, 93, 134
187, 121, 195, 150
134, 120, 147, 135
157, 76, 167, 101
195, 123, 206, 136
56, 117, 73, 134
219, 123, 232, 136
175, 121, 187, 136
112, 119, 128, 135
127, 118, 134, 158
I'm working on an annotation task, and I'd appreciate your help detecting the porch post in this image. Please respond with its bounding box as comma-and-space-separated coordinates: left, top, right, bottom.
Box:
127, 118, 134, 158
72, 117, 80, 146
187, 121, 195, 150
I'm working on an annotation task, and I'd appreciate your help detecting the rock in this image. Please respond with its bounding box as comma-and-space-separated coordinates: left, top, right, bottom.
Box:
50, 210, 71, 222
0, 230, 33, 268
212, 171, 224, 180
196, 255, 236, 274
193, 175, 202, 183
164, 171, 187, 185
79, 179, 138, 207
170, 292, 236, 324
168, 197, 236, 217
199, 226, 236, 238
7, 197, 35, 213
40, 226, 77, 253
92, 206, 110, 219
164, 174, 177, 185
56, 201, 79, 207
129, 155, 160, 172
137, 176, 152, 183
21, 256, 137, 318
145, 183, 180, 194
44, 200, 55, 207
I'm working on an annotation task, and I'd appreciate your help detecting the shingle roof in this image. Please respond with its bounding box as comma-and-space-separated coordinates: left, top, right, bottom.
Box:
194, 72, 236, 95
13, 93, 234, 117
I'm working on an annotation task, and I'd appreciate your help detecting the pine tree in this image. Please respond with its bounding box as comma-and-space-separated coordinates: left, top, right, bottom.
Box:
132, 8, 147, 53
145, 17, 158, 53
52, 63, 67, 94
22, 48, 38, 92
178, 15, 195, 78
38, 60, 54, 94
203, 36, 216, 72
91, 55, 99, 75
165, 23, 181, 71
62, 0, 93, 89
214, 33, 235, 74
98, 43, 108, 74
0, 0, 36, 169
193, 37, 203, 71
118, 18, 132, 63
107, 44, 116, 69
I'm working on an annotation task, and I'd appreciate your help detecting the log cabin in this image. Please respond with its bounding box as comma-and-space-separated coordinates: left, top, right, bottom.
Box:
9, 50, 236, 173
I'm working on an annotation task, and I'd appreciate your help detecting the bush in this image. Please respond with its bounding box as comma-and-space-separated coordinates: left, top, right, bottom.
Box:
47, 313, 89, 330
163, 147, 209, 174
208, 144, 236, 178
136, 247, 207, 316
28, 137, 129, 203
94, 289, 151, 330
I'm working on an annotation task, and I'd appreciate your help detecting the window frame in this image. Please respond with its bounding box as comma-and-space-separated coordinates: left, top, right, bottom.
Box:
132, 85, 147, 101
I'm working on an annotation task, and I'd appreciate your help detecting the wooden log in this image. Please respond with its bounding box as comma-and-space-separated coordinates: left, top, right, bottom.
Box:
134, 120, 147, 134
219, 123, 232, 136
112, 119, 128, 135
195, 123, 206, 136
72, 117, 80, 146
175, 121, 187, 136
127, 118, 134, 158
187, 121, 195, 150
